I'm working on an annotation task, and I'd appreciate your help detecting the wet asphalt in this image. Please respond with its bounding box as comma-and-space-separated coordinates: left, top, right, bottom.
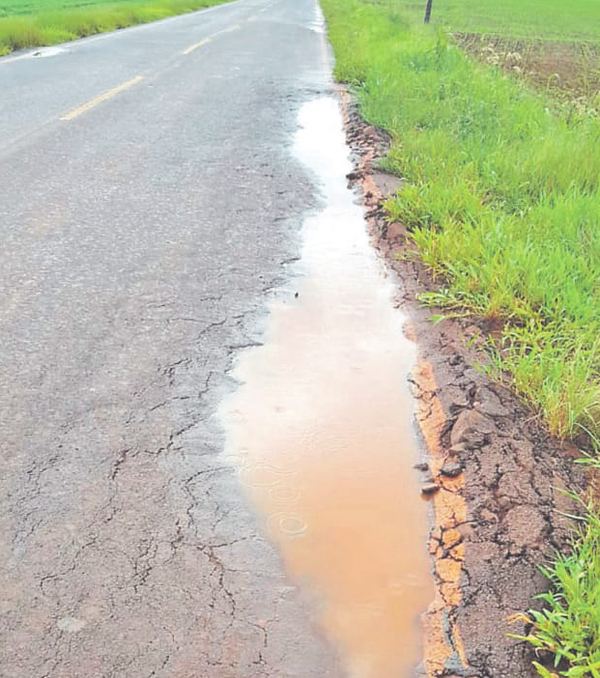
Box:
0, 1, 343, 675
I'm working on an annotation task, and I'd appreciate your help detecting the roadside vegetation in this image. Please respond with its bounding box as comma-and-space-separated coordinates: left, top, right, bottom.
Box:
319, 0, 600, 675
0, 0, 230, 55
321, 0, 600, 441
512, 502, 600, 678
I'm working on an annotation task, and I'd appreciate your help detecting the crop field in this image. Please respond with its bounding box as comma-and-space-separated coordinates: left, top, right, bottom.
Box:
427, 0, 600, 103
407, 0, 600, 101
397, 0, 600, 43
320, 0, 600, 675
0, 0, 230, 54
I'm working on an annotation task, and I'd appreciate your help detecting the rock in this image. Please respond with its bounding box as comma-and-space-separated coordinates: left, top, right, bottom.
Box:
474, 387, 509, 418
414, 462, 429, 472
383, 221, 406, 240
450, 409, 494, 448
421, 482, 440, 496
372, 170, 402, 197
441, 461, 464, 478
363, 125, 379, 140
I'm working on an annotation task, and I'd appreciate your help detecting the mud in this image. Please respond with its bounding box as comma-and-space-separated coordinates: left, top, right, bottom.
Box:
342, 94, 588, 678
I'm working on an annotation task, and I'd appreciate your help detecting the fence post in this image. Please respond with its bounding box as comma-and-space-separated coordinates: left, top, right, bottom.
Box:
424, 0, 433, 23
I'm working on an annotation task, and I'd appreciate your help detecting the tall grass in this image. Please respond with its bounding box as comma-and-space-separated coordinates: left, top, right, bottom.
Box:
0, 0, 230, 55
321, 0, 600, 440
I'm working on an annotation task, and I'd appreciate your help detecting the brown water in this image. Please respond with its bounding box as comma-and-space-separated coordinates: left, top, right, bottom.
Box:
220, 97, 433, 678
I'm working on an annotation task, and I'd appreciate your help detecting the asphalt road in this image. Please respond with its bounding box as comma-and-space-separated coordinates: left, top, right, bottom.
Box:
0, 2, 343, 675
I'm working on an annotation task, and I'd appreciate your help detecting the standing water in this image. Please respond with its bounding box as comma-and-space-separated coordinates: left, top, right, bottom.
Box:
220, 97, 433, 677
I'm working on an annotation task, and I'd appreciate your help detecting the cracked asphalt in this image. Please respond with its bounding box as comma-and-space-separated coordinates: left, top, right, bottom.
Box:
0, 1, 344, 675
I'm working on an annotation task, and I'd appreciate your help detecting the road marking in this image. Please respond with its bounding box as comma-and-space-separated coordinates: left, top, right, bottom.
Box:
181, 24, 239, 56
60, 75, 144, 121
219, 24, 241, 34
181, 37, 212, 55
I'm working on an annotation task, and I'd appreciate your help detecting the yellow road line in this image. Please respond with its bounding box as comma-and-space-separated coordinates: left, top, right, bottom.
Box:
181, 37, 212, 55
60, 75, 144, 121
181, 24, 240, 55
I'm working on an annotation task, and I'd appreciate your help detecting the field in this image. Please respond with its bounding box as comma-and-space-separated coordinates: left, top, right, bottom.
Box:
1, 0, 146, 16
414, 0, 600, 102
397, 0, 600, 43
0, 0, 230, 54
319, 0, 600, 675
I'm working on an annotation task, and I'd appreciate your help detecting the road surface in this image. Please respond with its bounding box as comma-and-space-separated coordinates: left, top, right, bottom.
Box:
0, 1, 343, 675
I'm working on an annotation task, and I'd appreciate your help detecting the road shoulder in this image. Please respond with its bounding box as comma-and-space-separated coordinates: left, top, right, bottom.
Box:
341, 92, 587, 678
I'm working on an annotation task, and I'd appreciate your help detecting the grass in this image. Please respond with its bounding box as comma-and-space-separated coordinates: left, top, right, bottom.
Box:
511, 503, 600, 677
319, 0, 600, 674
393, 0, 600, 44
410, 0, 600, 107
0, 0, 231, 55
321, 0, 600, 441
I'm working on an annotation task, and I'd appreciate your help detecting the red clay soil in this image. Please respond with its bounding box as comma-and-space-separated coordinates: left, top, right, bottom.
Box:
341, 93, 588, 678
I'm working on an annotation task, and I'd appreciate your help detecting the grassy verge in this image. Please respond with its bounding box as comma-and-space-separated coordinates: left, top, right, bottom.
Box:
0, 0, 231, 56
319, 0, 600, 674
321, 0, 600, 441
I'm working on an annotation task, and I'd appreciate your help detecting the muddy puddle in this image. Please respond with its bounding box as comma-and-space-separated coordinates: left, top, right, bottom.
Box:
220, 97, 433, 678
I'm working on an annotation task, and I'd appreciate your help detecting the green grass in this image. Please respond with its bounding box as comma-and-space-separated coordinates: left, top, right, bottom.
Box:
319, 1, 600, 673
0, 0, 231, 55
395, 0, 600, 44
512, 503, 600, 677
321, 0, 600, 441
1, 0, 146, 17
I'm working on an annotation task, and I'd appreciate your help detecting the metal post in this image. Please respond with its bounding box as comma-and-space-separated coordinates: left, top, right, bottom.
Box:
424, 0, 433, 23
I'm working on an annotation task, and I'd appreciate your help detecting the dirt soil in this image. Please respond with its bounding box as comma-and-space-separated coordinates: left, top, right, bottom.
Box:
456, 33, 600, 107
341, 94, 588, 678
